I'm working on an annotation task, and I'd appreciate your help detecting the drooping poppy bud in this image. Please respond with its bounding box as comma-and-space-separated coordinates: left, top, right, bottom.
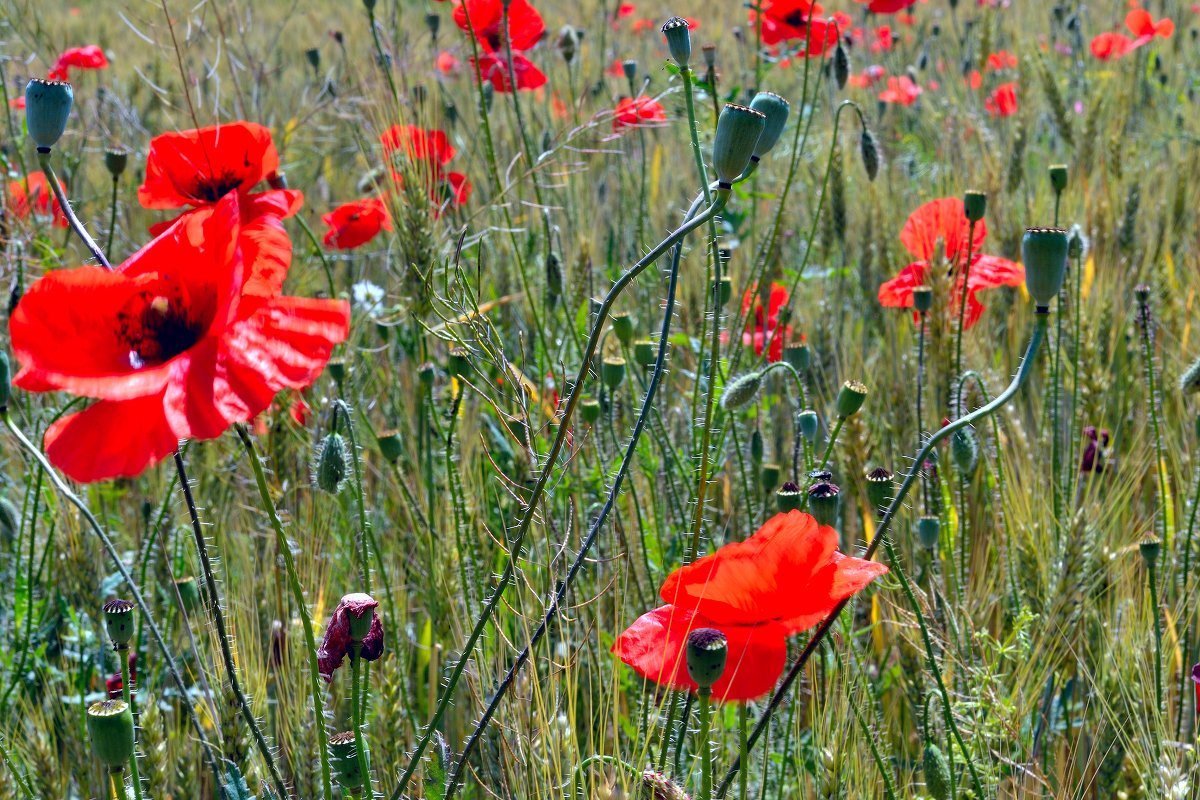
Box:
305, 48, 321, 72
748, 92, 790, 160
836, 380, 868, 419
712, 104, 766, 186
962, 190, 987, 223
557, 26, 579, 63
662, 17, 692, 67
912, 285, 933, 313
807, 482, 840, 528
864, 467, 894, 511
641, 769, 689, 800
86, 699, 134, 771
1180, 356, 1200, 394
0, 351, 9, 411
103, 599, 136, 647
749, 429, 764, 463
923, 743, 952, 800
313, 432, 350, 494
950, 427, 979, 477
25, 79, 74, 152
1021, 228, 1069, 307
776, 481, 803, 512
833, 44, 850, 89
685, 627, 727, 690
720, 372, 762, 410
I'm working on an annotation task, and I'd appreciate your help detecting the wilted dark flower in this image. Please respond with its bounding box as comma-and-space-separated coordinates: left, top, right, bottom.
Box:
317, 593, 384, 682
1080, 426, 1111, 474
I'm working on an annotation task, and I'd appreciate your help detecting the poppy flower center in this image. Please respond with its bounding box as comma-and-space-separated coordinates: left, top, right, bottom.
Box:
781, 10, 808, 27
189, 169, 248, 203
117, 289, 211, 369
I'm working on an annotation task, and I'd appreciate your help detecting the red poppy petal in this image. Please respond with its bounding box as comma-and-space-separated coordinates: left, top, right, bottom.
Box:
966, 254, 1024, 292
239, 214, 294, 296
899, 197, 987, 262
660, 510, 838, 625
243, 189, 304, 220
1125, 9, 1154, 37
138, 121, 278, 210
44, 394, 178, 483
223, 297, 352, 391
877, 262, 928, 308
779, 552, 888, 634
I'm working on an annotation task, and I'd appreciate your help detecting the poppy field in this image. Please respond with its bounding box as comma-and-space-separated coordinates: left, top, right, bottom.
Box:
0, 0, 1198, 797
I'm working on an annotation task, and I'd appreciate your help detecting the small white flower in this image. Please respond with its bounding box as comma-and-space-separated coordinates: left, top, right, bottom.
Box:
352, 281, 386, 318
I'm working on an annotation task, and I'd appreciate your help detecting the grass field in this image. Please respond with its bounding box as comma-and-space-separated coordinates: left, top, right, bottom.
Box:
1, 0, 1199, 798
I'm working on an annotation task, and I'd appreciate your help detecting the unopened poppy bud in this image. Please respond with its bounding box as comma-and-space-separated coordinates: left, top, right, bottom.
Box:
923, 743, 952, 800
749, 429, 764, 463
642, 770, 689, 800
622, 59, 638, 82
916, 515, 941, 549
103, 599, 136, 647
87, 699, 134, 771
748, 92, 790, 160
0, 351, 9, 411
1021, 228, 1069, 308
557, 25, 579, 63
418, 361, 436, 388
327, 358, 346, 384
25, 79, 73, 152
426, 12, 441, 37
721, 371, 762, 410
1049, 164, 1068, 193
807, 482, 840, 528
950, 427, 979, 477
602, 356, 626, 389
776, 481, 803, 512
313, 432, 349, 494
633, 340, 656, 367
1135, 283, 1151, 304
912, 285, 933, 313
784, 343, 810, 372
685, 627, 727, 689
833, 44, 849, 89
330, 731, 369, 791
797, 409, 818, 440
305, 48, 321, 71
702, 43, 717, 70
859, 128, 880, 181
963, 190, 987, 223
579, 398, 602, 423
377, 431, 403, 463
104, 148, 128, 178
661, 17, 692, 67
1140, 533, 1161, 568
1067, 225, 1086, 260
481, 81, 494, 112
448, 347, 470, 378
175, 576, 200, 611
713, 104, 766, 187
760, 463, 781, 493
836, 380, 868, 418
714, 275, 733, 307
611, 312, 635, 345
865, 467, 894, 511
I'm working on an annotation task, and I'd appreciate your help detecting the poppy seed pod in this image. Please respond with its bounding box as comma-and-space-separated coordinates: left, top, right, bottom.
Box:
1135, 283, 1152, 304
25, 79, 73, 152
611, 311, 635, 345
797, 409, 818, 440
833, 44, 849, 89
418, 362, 436, 388
601, 356, 627, 389
662, 17, 692, 67
923, 743, 952, 800
951, 427, 979, 477
579, 398, 602, 423
557, 25, 579, 63
1067, 225, 1086, 260
807, 482, 840, 528
685, 627, 727, 689
633, 339, 656, 367
313, 432, 349, 494
1021, 228, 1069, 308
327, 357, 346, 383
760, 463, 781, 493
1049, 164, 1068, 193
362, 0, 376, 11
776, 481, 803, 512
104, 148, 128, 178
103, 599, 136, 647
748, 92, 790, 160
864, 467, 894, 511
962, 190, 987, 223
305, 48, 321, 71
720, 371, 762, 410
377, 430, 403, 463
712, 104, 766, 187
702, 42, 717, 70
749, 430, 764, 463
784, 343, 810, 372
836, 380, 868, 419
86, 700, 134, 771
330, 731, 369, 790
1140, 533, 1161, 569
916, 515, 941, 549
859, 128, 880, 181
622, 59, 638, 82
912, 285, 933, 313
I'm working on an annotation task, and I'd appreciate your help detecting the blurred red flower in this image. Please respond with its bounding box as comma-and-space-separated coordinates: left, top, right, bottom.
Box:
7, 172, 67, 228
1091, 9, 1172, 60
613, 511, 887, 701
985, 50, 1017, 70
855, 0, 923, 12
48, 45, 109, 81
613, 96, 666, 131
848, 64, 886, 87
740, 282, 792, 363
984, 82, 1018, 117
471, 52, 547, 91
452, 0, 544, 53
323, 198, 392, 249
877, 197, 1024, 328
8, 194, 350, 483
380, 125, 472, 209
757, 0, 839, 54
878, 75, 922, 105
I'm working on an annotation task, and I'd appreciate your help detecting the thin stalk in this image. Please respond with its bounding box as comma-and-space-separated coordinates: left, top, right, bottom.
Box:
105, 175, 119, 263
37, 151, 110, 268
1177, 467, 1200, 740
117, 648, 144, 800
1149, 560, 1164, 730
737, 703, 748, 800
1136, 294, 1170, 549
235, 424, 333, 800
352, 643, 371, 797
295, 213, 338, 299
952, 219, 978, 381
366, 4, 399, 100
816, 417, 846, 474
697, 689, 713, 800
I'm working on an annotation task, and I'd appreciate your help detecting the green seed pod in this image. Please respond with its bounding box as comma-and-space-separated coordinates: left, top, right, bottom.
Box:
712, 104, 766, 186
950, 427, 979, 477
720, 372, 763, 410
426, 12, 440, 38
685, 628, 727, 689
25, 78, 74, 152
546, 251, 563, 302
1067, 224, 1086, 260
807, 482, 840, 528
1140, 533, 1161, 569
611, 312, 635, 345
579, 398, 602, 423
864, 467, 894, 512
622, 59, 638, 82
912, 285, 933, 313
87, 700, 135, 770
661, 16, 692, 67
923, 743, 952, 800
305, 48, 321, 71
749, 429, 764, 463
327, 358, 346, 384
1049, 164, 1068, 193
0, 495, 18, 545
362, 0, 376, 11
448, 347, 470, 378
916, 516, 941, 550
557, 25, 579, 63
175, 576, 201, 612
833, 44, 850, 89
963, 190, 987, 223
0, 351, 9, 411
377, 431, 403, 463
859, 127, 880, 181
797, 410, 818, 441
776, 481, 803, 513
633, 339, 656, 368
835, 380, 868, 419
760, 463, 781, 493
330, 731, 370, 791
748, 92, 790, 160
784, 343, 810, 372
1021, 228, 1069, 307
104, 148, 128, 178
103, 599, 136, 647
601, 356, 627, 389
313, 433, 350, 494
1135, 283, 1151, 304
714, 275, 733, 307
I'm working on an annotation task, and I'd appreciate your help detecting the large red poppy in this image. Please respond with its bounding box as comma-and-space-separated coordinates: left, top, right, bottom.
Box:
452, 0, 544, 53
757, 0, 825, 47
470, 52, 547, 91
48, 45, 109, 81
613, 511, 887, 701
7, 172, 67, 228
139, 122, 287, 211
984, 82, 1018, 117
613, 96, 666, 131
8, 194, 350, 483
738, 283, 792, 363
877, 197, 1024, 329
323, 198, 392, 250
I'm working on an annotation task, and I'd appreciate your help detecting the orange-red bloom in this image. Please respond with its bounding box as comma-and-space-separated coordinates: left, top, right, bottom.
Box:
877, 197, 1024, 328
48, 45, 109, 81
8, 194, 350, 483
470, 52, 547, 91
848, 64, 886, 87
984, 82, 1018, 117
985, 50, 1017, 71
756, 0, 839, 54
379, 125, 472, 210
613, 96, 666, 131
323, 198, 392, 250
452, 0, 544, 53
613, 511, 887, 701
879, 75, 922, 105
7, 172, 67, 228
1091, 9, 1172, 60
855, 0, 923, 12
739, 283, 792, 363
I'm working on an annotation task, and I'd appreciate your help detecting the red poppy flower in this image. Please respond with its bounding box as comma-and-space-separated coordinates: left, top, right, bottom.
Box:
452, 0, 544, 53
48, 45, 109, 81
613, 511, 887, 701
855, 0, 922, 12
870, 25, 895, 52
139, 122, 286, 211
381, 125, 456, 166
986, 50, 1017, 71
613, 96, 666, 131
470, 52, 547, 91
317, 593, 385, 682
7, 172, 67, 228
848, 65, 886, 87
877, 197, 1024, 329
738, 283, 792, 363
984, 82, 1018, 117
616, 3, 635, 17
633, 18, 656, 33
437, 51, 460, 73
964, 70, 982, 89
1090, 31, 1135, 60
757, 0, 826, 47
1126, 8, 1174, 40
322, 198, 392, 250
8, 194, 350, 483
879, 75, 922, 105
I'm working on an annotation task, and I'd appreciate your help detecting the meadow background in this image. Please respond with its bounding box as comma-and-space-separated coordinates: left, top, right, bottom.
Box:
1, 0, 1198, 797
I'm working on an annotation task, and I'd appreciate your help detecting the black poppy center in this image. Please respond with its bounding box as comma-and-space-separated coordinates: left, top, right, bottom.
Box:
782, 10, 808, 27
118, 290, 208, 369
189, 168, 247, 203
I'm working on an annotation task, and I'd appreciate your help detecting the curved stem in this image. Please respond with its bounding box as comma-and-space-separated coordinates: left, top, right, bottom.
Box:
37, 151, 110, 269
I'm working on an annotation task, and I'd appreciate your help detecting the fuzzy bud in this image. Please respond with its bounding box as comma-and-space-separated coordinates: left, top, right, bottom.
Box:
661, 17, 692, 67
25, 79, 73, 152
748, 92, 790, 160
833, 44, 850, 89
720, 372, 763, 410
1022, 228, 1070, 308
950, 427, 979, 477
776, 481, 803, 512
712, 104, 766, 186
923, 743, 952, 800
313, 432, 350, 494
87, 700, 134, 771
963, 190, 987, 223
557, 25, 579, 63
835, 380, 868, 418
859, 128, 880, 181
685, 627, 727, 689
1180, 356, 1200, 394
807, 482, 840, 528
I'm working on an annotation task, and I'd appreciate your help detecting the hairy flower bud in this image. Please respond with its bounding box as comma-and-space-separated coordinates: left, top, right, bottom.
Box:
950, 427, 979, 477
313, 432, 350, 494
720, 371, 763, 410
859, 127, 880, 181
833, 44, 850, 89
923, 743, 952, 800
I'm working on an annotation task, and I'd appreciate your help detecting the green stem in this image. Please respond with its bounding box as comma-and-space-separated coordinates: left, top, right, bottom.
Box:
295, 213, 338, 299
105, 176, 119, 263
110, 770, 130, 800
1137, 294, 1170, 549
817, 417, 846, 474
352, 643, 371, 796
37, 151, 110, 268
737, 703, 748, 800
366, 4, 399, 100
1149, 561, 1164, 729
953, 220, 978, 382
235, 424, 333, 800
697, 689, 713, 800
117, 648, 144, 800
